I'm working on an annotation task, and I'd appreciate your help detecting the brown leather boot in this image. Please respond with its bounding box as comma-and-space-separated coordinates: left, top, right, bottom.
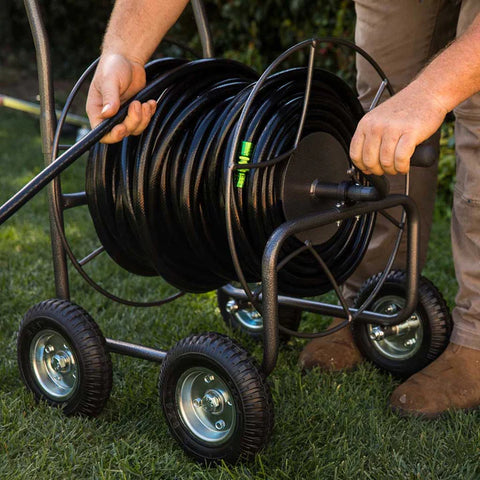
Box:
298, 318, 364, 371
390, 342, 480, 418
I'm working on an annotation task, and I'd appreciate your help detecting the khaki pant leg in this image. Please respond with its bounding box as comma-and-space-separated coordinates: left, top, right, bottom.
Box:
342, 0, 459, 304
449, 0, 480, 349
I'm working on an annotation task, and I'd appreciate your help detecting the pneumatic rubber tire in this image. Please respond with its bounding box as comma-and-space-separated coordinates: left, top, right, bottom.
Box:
159, 332, 274, 463
17, 299, 112, 416
352, 270, 452, 377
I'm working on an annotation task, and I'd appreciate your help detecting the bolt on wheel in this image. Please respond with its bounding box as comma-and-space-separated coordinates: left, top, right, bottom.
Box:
225, 298, 263, 333
217, 286, 301, 341
352, 270, 452, 377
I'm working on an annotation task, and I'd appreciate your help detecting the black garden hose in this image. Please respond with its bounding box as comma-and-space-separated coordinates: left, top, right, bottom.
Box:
86, 57, 375, 295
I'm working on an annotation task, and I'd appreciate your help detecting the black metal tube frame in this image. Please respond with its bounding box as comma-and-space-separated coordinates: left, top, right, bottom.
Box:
23, 0, 70, 300
260, 194, 420, 375
221, 283, 404, 324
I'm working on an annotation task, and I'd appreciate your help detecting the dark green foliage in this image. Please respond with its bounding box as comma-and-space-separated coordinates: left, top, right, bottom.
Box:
3, 0, 354, 75
202, 0, 355, 72
3, 0, 114, 76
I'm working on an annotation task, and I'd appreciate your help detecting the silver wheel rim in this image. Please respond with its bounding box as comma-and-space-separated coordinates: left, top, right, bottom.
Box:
368, 295, 423, 360
176, 366, 236, 445
226, 299, 263, 332
30, 329, 79, 400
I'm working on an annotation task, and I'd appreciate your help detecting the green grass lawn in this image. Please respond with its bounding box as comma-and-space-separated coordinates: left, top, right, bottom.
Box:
0, 108, 476, 479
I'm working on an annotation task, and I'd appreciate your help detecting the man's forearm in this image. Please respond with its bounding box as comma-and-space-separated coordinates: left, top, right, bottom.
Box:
349, 12, 480, 176
102, 0, 189, 64
413, 13, 480, 113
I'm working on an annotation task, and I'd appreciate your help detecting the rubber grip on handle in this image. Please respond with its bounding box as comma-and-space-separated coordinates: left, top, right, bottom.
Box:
410, 143, 437, 168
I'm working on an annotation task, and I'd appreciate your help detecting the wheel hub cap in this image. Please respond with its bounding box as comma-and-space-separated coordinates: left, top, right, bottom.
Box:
368, 295, 423, 360
176, 367, 236, 445
51, 352, 72, 373
30, 330, 78, 400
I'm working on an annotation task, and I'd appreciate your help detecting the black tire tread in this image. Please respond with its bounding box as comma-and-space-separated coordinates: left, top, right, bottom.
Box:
17, 299, 112, 417
159, 332, 273, 463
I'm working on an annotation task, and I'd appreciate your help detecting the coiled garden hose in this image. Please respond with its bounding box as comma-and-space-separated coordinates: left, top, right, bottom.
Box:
86, 57, 375, 295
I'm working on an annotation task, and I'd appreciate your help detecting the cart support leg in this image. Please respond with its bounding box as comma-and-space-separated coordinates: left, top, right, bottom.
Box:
24, 0, 70, 299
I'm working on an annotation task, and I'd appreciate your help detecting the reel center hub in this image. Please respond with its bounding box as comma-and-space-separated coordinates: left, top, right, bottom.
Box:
281, 131, 351, 244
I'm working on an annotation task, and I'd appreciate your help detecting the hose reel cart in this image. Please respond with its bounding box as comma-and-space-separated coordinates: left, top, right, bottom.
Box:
9, 0, 453, 464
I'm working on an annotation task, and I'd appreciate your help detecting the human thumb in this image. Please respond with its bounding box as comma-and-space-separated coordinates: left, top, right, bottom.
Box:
98, 79, 121, 119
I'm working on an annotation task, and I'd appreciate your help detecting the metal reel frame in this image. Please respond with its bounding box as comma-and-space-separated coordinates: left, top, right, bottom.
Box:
221, 37, 421, 374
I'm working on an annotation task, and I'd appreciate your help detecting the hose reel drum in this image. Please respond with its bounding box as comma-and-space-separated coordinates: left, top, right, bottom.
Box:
85, 56, 376, 297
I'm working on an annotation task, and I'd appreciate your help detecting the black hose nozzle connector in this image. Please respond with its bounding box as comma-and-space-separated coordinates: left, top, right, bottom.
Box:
311, 179, 384, 202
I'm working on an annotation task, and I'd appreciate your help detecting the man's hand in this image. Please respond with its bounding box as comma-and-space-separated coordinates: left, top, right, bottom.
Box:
350, 81, 448, 176
86, 53, 157, 144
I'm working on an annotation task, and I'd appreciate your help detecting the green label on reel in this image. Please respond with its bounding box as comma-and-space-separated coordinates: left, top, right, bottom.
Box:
236, 141, 253, 188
